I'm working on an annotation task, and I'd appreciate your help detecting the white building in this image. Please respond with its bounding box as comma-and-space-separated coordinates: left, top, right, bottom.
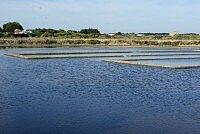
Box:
107, 33, 115, 36
14, 29, 32, 35
137, 33, 144, 37
14, 29, 23, 34
169, 31, 179, 36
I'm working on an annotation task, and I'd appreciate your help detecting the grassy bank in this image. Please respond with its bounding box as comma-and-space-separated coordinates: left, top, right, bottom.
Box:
1, 38, 200, 49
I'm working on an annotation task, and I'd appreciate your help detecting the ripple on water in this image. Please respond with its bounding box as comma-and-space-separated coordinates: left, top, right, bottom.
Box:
0, 48, 200, 134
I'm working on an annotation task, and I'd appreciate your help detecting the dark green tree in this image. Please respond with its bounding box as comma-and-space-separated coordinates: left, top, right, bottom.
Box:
3, 22, 23, 33
80, 28, 100, 34
115, 32, 123, 36
0, 27, 3, 33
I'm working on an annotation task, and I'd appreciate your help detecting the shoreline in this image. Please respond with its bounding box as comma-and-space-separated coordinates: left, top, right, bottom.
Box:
1, 38, 200, 49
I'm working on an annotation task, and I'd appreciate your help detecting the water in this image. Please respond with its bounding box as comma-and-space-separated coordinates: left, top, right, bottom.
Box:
130, 59, 200, 68
0, 47, 200, 134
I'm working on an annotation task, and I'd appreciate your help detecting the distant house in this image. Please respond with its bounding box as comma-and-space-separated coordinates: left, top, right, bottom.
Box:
14, 29, 23, 34
169, 31, 179, 36
14, 29, 31, 37
23, 29, 32, 34
137, 33, 144, 37
137, 33, 169, 37
107, 33, 115, 36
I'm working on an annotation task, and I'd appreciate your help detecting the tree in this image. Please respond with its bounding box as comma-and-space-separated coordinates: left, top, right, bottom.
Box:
0, 27, 2, 33
80, 28, 100, 34
115, 32, 123, 36
3, 22, 23, 33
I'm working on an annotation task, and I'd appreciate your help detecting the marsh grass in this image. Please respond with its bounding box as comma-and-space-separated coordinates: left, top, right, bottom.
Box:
1, 37, 200, 48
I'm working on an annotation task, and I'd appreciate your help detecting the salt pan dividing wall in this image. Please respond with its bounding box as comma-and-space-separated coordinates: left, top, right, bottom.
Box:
5, 49, 200, 69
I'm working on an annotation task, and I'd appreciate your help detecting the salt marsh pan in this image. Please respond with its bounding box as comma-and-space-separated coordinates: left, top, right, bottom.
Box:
5, 47, 200, 69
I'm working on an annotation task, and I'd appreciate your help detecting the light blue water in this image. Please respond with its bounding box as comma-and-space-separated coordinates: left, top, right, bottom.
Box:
131, 59, 200, 68
0, 48, 200, 134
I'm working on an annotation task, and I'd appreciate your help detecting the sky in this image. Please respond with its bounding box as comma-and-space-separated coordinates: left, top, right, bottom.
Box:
0, 0, 200, 33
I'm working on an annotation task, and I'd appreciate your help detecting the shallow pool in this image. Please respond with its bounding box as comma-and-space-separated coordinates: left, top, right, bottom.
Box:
0, 47, 200, 134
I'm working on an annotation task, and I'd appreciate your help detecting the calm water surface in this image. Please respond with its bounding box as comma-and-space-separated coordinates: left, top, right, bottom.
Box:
0, 48, 200, 134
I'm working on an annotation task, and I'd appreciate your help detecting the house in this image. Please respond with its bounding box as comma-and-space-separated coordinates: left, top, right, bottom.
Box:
23, 29, 32, 34
107, 33, 115, 36
14, 29, 31, 37
14, 29, 23, 34
137, 33, 144, 37
169, 31, 179, 36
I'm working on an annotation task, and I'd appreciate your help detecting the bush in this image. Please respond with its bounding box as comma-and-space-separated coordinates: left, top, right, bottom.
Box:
86, 40, 101, 45
73, 40, 86, 44
0, 33, 4, 38
0, 39, 5, 44
45, 39, 57, 44
41, 32, 53, 37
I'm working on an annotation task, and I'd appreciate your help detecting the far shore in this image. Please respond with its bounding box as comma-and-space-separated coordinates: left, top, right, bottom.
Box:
1, 38, 200, 49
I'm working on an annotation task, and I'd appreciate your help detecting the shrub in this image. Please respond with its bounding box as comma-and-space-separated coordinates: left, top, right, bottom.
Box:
45, 39, 57, 44
86, 40, 101, 45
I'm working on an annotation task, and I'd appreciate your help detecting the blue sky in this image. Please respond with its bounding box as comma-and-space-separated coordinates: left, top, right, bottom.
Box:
0, 0, 200, 33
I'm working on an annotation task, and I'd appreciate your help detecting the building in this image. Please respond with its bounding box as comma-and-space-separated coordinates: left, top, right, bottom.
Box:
107, 33, 115, 36
14, 29, 23, 34
169, 31, 179, 36
137, 33, 144, 37
14, 29, 31, 37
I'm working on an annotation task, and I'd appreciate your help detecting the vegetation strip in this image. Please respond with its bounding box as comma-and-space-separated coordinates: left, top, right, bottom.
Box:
2, 22, 200, 47
2, 38, 200, 47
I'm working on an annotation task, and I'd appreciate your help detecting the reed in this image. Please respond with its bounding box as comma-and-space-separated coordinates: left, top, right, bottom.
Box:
1, 38, 200, 48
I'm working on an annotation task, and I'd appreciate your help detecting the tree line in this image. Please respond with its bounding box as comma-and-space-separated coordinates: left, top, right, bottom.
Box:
1, 21, 200, 39
0, 22, 103, 38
